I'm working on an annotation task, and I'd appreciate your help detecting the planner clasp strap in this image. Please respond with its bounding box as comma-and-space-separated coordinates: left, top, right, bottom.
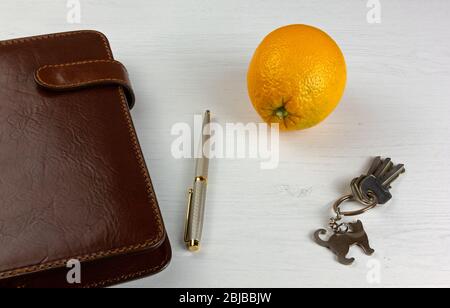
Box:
34, 59, 135, 109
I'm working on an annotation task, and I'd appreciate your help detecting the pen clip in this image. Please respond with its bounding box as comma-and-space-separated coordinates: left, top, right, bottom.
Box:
184, 188, 194, 243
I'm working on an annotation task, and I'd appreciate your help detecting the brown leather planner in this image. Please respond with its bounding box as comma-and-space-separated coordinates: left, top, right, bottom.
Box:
0, 31, 171, 288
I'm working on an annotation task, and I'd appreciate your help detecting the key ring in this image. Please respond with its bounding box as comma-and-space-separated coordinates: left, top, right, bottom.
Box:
333, 193, 378, 217
314, 157, 405, 265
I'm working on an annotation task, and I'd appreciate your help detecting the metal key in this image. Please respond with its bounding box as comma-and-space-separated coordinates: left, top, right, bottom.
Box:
359, 157, 405, 204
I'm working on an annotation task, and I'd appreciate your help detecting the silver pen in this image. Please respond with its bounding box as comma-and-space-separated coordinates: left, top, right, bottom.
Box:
184, 110, 211, 252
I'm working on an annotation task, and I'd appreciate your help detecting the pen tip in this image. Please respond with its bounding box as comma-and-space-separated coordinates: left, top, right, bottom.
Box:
187, 240, 201, 252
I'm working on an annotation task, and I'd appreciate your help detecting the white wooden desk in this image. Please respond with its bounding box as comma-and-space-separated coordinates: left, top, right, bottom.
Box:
1, 0, 449, 288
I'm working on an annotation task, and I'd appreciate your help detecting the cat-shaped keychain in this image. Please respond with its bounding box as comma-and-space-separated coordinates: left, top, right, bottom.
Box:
314, 157, 405, 265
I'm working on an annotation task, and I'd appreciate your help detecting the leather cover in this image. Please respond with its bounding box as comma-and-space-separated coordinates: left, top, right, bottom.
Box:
0, 30, 171, 288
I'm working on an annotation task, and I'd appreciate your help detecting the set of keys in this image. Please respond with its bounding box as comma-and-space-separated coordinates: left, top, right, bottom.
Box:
351, 156, 405, 206
314, 157, 405, 265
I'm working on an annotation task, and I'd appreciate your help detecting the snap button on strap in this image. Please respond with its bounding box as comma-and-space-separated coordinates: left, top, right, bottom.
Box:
34, 59, 135, 109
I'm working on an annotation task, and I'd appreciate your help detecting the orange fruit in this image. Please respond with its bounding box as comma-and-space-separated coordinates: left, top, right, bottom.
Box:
247, 24, 347, 131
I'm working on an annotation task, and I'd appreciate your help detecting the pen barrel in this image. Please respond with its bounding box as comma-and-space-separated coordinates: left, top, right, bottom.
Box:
186, 178, 208, 242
